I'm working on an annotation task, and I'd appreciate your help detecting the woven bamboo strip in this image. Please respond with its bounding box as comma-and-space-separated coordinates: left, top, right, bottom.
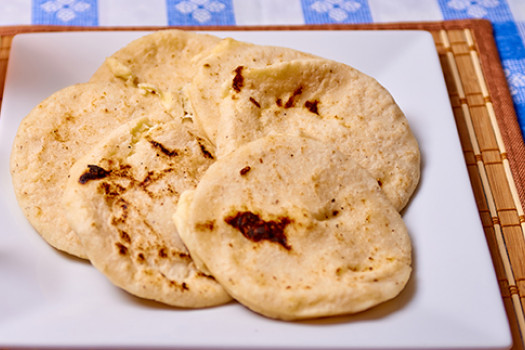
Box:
0, 35, 12, 107
453, 29, 525, 349
461, 27, 525, 333
440, 29, 525, 347
464, 29, 525, 233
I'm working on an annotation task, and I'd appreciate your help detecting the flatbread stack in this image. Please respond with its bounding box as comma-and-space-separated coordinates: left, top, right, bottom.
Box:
10, 29, 420, 319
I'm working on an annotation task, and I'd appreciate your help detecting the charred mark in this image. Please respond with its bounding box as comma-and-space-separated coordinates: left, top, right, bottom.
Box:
79, 165, 111, 184
116, 242, 128, 255
197, 271, 217, 280
159, 248, 168, 258
240, 166, 251, 176
163, 272, 190, 292
119, 230, 131, 243
139, 169, 178, 198
276, 98, 282, 107
177, 252, 192, 260
142, 170, 156, 185
100, 182, 121, 207
284, 87, 303, 108
304, 100, 320, 115
149, 140, 178, 157
249, 97, 261, 108
99, 181, 127, 200
198, 142, 214, 159
232, 66, 244, 92
224, 211, 292, 250
117, 198, 129, 213
195, 220, 215, 231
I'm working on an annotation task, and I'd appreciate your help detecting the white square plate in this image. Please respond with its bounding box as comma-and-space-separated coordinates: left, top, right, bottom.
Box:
0, 30, 512, 349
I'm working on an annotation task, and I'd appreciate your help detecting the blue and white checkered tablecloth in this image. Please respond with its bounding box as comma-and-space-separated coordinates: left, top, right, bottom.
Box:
1, 0, 525, 140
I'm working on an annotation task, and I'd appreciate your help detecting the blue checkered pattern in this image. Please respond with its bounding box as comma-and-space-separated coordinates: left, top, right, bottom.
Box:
437, 0, 514, 22
166, 0, 235, 26
301, 0, 372, 24
504, 58, 525, 136
32, 0, 98, 26
21, 0, 525, 138
505, 60, 525, 103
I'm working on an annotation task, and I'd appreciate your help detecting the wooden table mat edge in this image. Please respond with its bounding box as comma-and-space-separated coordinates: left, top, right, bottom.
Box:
0, 19, 524, 349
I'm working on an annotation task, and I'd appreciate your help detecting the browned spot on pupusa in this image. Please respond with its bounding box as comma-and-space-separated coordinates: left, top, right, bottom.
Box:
119, 230, 131, 243
177, 252, 192, 260
139, 169, 178, 199
158, 247, 168, 258
239, 166, 251, 176
304, 100, 320, 115
196, 220, 215, 231
197, 271, 217, 280
249, 97, 260, 108
162, 272, 190, 291
79, 165, 111, 184
115, 242, 128, 255
284, 86, 303, 108
224, 211, 292, 250
149, 140, 178, 157
232, 66, 244, 92
196, 138, 215, 159
98, 181, 128, 207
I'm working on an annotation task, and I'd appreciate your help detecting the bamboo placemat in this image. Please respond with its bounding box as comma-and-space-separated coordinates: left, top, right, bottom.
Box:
1, 20, 524, 349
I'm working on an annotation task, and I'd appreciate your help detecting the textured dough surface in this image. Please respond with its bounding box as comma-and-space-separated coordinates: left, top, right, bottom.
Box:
90, 29, 221, 117
174, 134, 412, 320
63, 115, 231, 307
10, 82, 170, 259
188, 37, 314, 141
218, 59, 420, 210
